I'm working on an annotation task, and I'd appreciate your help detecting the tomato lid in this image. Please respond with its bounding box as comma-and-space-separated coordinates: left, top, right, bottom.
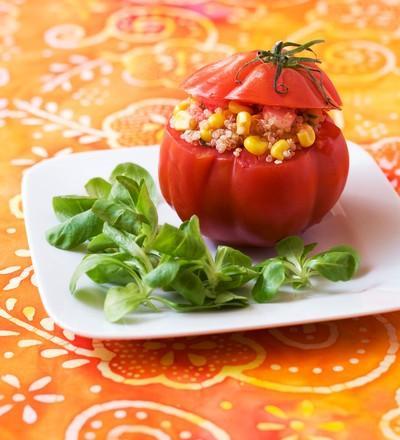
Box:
182, 40, 342, 110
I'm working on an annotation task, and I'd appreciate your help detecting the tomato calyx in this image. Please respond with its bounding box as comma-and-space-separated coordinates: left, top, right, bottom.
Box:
235, 39, 339, 110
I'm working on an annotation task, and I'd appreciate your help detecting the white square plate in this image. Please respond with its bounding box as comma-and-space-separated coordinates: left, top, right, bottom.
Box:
22, 143, 400, 339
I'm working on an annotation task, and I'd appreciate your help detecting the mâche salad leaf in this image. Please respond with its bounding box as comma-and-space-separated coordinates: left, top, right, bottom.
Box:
104, 282, 149, 322
84, 177, 111, 199
252, 259, 286, 302
46, 210, 103, 250
110, 162, 158, 204
46, 162, 361, 323
254, 236, 360, 298
52, 195, 97, 222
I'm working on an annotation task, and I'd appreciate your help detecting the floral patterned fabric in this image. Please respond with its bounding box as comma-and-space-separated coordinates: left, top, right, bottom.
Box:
0, 1, 399, 439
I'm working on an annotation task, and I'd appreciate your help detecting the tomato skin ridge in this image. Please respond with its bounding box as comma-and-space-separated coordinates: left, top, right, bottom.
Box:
159, 119, 348, 247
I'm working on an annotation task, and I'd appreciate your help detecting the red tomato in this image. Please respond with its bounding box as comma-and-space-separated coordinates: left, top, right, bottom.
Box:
159, 118, 348, 247
182, 51, 341, 110
160, 44, 348, 246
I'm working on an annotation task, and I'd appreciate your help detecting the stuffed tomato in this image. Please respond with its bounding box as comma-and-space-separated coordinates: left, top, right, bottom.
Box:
159, 40, 349, 247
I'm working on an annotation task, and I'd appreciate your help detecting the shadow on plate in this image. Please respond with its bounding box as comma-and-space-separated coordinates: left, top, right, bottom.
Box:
75, 287, 106, 310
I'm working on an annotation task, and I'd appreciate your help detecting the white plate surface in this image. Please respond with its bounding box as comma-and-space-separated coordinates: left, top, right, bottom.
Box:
22, 143, 400, 339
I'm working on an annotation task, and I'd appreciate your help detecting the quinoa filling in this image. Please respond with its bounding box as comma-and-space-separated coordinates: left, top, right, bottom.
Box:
170, 97, 326, 163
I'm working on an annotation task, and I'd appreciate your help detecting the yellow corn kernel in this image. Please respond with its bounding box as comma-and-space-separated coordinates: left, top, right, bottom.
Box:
228, 101, 252, 114
208, 112, 225, 129
173, 99, 191, 115
236, 111, 252, 135
200, 127, 212, 142
243, 135, 269, 155
297, 124, 316, 147
271, 139, 290, 160
173, 110, 196, 131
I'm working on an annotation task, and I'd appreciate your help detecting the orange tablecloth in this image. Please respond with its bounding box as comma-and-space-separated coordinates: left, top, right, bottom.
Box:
1, 1, 399, 439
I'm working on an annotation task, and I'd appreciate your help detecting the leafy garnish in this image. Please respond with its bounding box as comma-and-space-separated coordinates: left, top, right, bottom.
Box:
46, 163, 360, 322
52, 196, 96, 222
110, 162, 158, 204
46, 210, 102, 250
252, 259, 286, 302
104, 282, 149, 322
253, 236, 360, 301
84, 177, 111, 199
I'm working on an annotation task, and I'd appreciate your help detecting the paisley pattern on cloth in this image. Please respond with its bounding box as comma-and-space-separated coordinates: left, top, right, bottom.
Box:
0, 1, 399, 439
